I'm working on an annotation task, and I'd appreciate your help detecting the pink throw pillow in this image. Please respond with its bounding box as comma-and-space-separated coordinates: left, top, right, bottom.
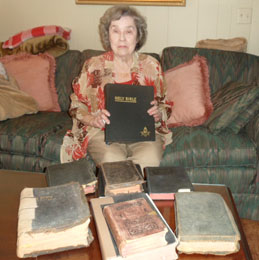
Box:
164, 55, 213, 127
0, 53, 61, 112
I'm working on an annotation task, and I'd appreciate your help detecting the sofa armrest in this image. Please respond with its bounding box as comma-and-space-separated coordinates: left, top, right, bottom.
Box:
245, 113, 259, 156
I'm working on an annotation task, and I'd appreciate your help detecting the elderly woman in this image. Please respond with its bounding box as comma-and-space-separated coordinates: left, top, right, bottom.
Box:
61, 5, 172, 170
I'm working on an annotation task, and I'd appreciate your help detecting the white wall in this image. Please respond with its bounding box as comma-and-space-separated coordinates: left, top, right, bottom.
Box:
1, 0, 259, 56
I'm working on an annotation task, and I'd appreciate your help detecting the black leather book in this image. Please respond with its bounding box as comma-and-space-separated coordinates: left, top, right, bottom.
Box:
46, 159, 97, 194
144, 166, 193, 200
104, 83, 155, 143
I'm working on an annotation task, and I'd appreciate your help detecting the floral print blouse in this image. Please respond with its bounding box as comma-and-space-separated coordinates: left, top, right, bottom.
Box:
60, 51, 173, 163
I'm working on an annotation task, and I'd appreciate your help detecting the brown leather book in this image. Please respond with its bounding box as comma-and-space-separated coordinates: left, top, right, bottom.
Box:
100, 160, 145, 196
103, 197, 168, 257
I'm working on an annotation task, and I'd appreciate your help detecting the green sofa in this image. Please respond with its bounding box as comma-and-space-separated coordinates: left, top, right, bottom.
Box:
0, 47, 258, 220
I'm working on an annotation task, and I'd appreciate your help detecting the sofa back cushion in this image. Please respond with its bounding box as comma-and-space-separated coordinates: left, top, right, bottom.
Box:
55, 50, 83, 111
161, 47, 259, 94
55, 49, 160, 112
81, 49, 161, 64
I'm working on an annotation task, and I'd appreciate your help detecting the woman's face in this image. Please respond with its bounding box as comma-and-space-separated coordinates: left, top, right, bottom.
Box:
109, 15, 138, 59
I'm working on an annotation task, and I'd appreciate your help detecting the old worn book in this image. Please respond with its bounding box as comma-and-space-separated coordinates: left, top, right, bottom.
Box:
104, 83, 155, 143
145, 166, 193, 200
175, 191, 241, 255
103, 197, 168, 257
46, 159, 97, 194
16, 182, 94, 258
90, 193, 178, 260
100, 160, 145, 196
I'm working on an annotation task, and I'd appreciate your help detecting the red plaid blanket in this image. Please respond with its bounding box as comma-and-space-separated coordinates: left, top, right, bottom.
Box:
3, 25, 71, 49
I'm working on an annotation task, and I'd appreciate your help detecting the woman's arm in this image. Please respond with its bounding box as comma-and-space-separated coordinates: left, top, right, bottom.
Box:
69, 59, 110, 129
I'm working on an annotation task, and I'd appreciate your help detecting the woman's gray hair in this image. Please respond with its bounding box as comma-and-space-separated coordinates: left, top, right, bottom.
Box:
99, 5, 147, 51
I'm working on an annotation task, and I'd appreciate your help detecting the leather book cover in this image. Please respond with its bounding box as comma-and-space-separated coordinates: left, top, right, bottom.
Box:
46, 159, 97, 194
104, 83, 155, 143
175, 192, 241, 255
100, 160, 145, 196
97, 162, 143, 197
90, 193, 178, 259
17, 182, 93, 258
145, 166, 193, 200
103, 197, 168, 257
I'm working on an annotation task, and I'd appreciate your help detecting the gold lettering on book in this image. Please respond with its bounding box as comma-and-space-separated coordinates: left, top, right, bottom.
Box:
114, 96, 137, 103
140, 127, 150, 137
38, 196, 53, 201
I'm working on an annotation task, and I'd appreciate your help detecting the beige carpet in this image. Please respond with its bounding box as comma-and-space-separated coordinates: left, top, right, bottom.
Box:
241, 219, 259, 260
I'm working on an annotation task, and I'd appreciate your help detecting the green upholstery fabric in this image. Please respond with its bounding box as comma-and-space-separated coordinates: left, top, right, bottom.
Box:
233, 193, 259, 220
246, 114, 259, 153
161, 126, 257, 168
228, 98, 259, 134
161, 47, 259, 94
0, 112, 72, 171
55, 50, 83, 112
0, 112, 71, 157
204, 81, 259, 134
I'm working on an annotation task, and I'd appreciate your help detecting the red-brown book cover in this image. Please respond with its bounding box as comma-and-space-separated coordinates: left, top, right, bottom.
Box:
103, 198, 167, 257
90, 193, 178, 260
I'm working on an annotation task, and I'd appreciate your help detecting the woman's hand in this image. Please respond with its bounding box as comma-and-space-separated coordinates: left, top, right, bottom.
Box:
89, 109, 110, 129
148, 100, 162, 122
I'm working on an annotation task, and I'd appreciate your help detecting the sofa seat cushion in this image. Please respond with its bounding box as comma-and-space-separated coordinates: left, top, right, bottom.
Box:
169, 167, 256, 195
161, 126, 257, 168
0, 112, 72, 158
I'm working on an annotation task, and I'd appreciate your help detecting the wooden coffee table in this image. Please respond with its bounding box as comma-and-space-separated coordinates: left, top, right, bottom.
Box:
0, 169, 252, 260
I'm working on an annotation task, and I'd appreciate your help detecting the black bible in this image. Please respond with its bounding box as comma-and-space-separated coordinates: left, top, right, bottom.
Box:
104, 83, 155, 143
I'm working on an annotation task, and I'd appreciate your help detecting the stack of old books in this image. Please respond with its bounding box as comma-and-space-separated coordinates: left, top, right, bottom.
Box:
91, 193, 178, 260
16, 182, 93, 258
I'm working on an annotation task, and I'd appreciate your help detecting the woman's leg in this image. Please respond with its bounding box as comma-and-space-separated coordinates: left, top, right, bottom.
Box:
87, 130, 127, 166
127, 134, 164, 173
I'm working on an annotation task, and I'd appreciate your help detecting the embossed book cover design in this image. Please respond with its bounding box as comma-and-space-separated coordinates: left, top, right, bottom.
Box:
101, 160, 145, 196
104, 83, 155, 143
145, 166, 193, 200
46, 159, 97, 194
17, 182, 93, 258
103, 197, 168, 257
175, 192, 240, 255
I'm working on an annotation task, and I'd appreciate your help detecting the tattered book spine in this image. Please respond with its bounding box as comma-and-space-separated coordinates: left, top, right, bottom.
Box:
16, 183, 93, 258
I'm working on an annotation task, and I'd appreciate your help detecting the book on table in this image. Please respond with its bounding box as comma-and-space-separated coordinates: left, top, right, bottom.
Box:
46, 159, 97, 194
174, 191, 241, 255
144, 166, 193, 200
16, 182, 94, 258
90, 193, 178, 260
104, 83, 155, 143
99, 160, 145, 196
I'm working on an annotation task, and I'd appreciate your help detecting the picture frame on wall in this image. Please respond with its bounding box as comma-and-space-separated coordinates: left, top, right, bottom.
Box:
76, 0, 185, 6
